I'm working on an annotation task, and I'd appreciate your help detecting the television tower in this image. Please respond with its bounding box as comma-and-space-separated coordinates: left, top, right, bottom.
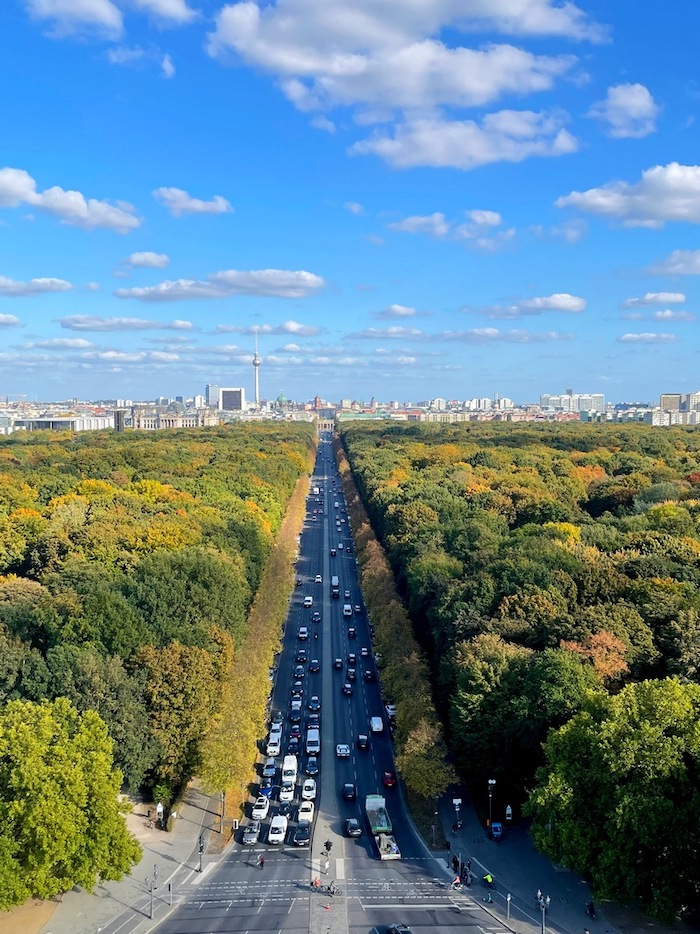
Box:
252, 327, 261, 406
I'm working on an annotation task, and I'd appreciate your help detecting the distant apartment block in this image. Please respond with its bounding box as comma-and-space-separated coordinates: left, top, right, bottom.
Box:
540, 392, 605, 413
659, 391, 700, 412
219, 387, 245, 411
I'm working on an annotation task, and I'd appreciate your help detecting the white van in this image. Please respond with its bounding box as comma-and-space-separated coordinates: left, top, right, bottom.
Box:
370, 716, 384, 733
343, 604, 352, 617
306, 728, 321, 755
282, 754, 298, 785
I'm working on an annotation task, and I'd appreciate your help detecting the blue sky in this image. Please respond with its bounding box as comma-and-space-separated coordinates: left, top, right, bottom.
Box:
2, 0, 700, 404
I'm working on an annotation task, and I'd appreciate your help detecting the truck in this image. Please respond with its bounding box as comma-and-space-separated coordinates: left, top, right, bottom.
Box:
365, 794, 401, 860
331, 575, 339, 598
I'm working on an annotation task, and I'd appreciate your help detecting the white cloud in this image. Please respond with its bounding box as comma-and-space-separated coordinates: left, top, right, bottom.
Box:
617, 332, 677, 344
59, 315, 194, 331
24, 0, 123, 38
520, 293, 586, 313
557, 163, 700, 228
130, 0, 196, 25
161, 54, 175, 77
27, 338, 94, 349
116, 268, 325, 301
125, 251, 170, 268
344, 201, 364, 215
389, 212, 450, 237
0, 276, 72, 297
464, 209, 502, 227
441, 327, 572, 342
375, 304, 417, 318
107, 46, 148, 65
650, 249, 700, 276
85, 282, 101, 291
652, 309, 696, 322
587, 83, 660, 139
0, 167, 140, 233
310, 116, 336, 133
353, 110, 577, 169
621, 292, 686, 308
0, 314, 21, 327
153, 187, 233, 217
529, 219, 587, 243
349, 326, 424, 339
216, 320, 322, 336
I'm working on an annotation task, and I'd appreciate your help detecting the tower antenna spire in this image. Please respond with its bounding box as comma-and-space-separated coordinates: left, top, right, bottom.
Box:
252, 326, 261, 406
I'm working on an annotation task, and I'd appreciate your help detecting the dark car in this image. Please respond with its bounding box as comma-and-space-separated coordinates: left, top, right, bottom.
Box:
347, 667, 356, 681
357, 733, 369, 750
333, 658, 343, 670
291, 681, 304, 696
347, 653, 357, 665
342, 682, 353, 696
387, 927, 412, 934
308, 713, 321, 729
289, 706, 302, 722
290, 723, 302, 738
360, 646, 369, 657
309, 659, 321, 673
383, 770, 397, 788
288, 737, 301, 755
342, 782, 357, 801
348, 627, 357, 638
296, 649, 308, 663
259, 777, 274, 798
345, 818, 362, 838
312, 611, 322, 623
294, 665, 305, 679
278, 800, 292, 816
364, 669, 375, 682
293, 823, 311, 846
330, 548, 337, 557
306, 756, 319, 775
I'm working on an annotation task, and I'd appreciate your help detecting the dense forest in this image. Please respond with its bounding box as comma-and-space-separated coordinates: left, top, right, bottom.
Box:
0, 424, 313, 908
341, 421, 700, 919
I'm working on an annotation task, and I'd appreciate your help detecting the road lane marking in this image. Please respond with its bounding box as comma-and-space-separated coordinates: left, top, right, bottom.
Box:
336, 858, 345, 879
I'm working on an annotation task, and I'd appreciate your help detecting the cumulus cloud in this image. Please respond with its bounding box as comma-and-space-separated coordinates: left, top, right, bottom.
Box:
529, 219, 588, 243
0, 167, 140, 233
587, 83, 660, 138
475, 293, 586, 318
389, 212, 450, 237
153, 187, 233, 217
441, 327, 572, 342
652, 309, 696, 322
129, 0, 196, 25
161, 54, 176, 77
59, 315, 194, 331
617, 332, 677, 344
621, 291, 686, 308
390, 207, 515, 250
115, 268, 326, 301
344, 201, 364, 215
107, 46, 177, 77
557, 163, 700, 228
650, 249, 700, 276
0, 275, 72, 297
0, 314, 21, 327
215, 320, 322, 336
375, 304, 417, 319
23, 0, 123, 38
26, 338, 94, 349
352, 110, 577, 169
124, 251, 170, 268
348, 326, 424, 339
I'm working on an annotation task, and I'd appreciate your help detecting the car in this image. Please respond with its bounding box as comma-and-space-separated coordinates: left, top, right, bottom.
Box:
344, 590, 351, 599
333, 658, 343, 670
357, 733, 369, 750
294, 665, 305, 680
260, 777, 274, 798
309, 659, 320, 673
251, 796, 270, 820
347, 653, 357, 665
387, 926, 412, 934
279, 780, 295, 802
266, 737, 281, 756
308, 713, 321, 729
301, 778, 317, 800
262, 758, 276, 779
338, 543, 344, 550
295, 577, 303, 587
298, 800, 315, 823
348, 627, 357, 638
336, 744, 351, 759
330, 549, 336, 557
298, 627, 309, 640
311, 611, 322, 623
242, 820, 261, 845
308, 695, 321, 711
271, 711, 284, 727
342, 682, 353, 696
347, 546, 353, 554
383, 771, 398, 788
355, 605, 363, 614
268, 814, 288, 844
340, 518, 346, 524
296, 649, 308, 663
303, 596, 313, 608
360, 646, 369, 657
291, 681, 304, 696
364, 669, 375, 683
287, 737, 301, 755
347, 667, 356, 681
289, 705, 302, 723
342, 782, 357, 801
278, 799, 292, 817
314, 574, 323, 584
293, 823, 311, 846
385, 704, 397, 718
305, 756, 319, 775
290, 723, 301, 738
345, 818, 363, 838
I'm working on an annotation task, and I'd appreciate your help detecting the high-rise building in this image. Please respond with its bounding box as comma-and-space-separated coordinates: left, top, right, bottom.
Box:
205, 384, 219, 407
659, 393, 683, 412
219, 387, 245, 411
193, 394, 206, 408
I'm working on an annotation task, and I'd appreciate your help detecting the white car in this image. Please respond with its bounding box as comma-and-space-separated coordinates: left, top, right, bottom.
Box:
266, 737, 281, 757
298, 800, 315, 823
314, 574, 323, 583
280, 780, 295, 802
303, 596, 313, 607
301, 778, 317, 801
336, 744, 351, 759
268, 814, 288, 844
251, 796, 270, 820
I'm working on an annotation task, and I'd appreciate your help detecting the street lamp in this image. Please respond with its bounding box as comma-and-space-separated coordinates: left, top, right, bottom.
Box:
487, 779, 496, 829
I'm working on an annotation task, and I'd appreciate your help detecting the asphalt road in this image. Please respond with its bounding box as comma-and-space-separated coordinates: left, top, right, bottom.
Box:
153, 435, 498, 934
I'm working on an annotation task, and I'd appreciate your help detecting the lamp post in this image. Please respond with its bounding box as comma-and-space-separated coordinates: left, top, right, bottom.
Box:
220, 790, 226, 834
487, 779, 496, 829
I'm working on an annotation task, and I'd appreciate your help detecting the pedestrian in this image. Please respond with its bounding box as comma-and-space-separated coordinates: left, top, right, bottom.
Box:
452, 822, 458, 835
452, 856, 459, 873
446, 840, 451, 854
466, 858, 471, 873
460, 861, 466, 879
545, 895, 551, 910
258, 855, 265, 870
537, 888, 542, 901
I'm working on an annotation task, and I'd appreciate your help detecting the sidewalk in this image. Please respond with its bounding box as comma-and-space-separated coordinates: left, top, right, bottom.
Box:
4, 783, 222, 934
435, 788, 690, 934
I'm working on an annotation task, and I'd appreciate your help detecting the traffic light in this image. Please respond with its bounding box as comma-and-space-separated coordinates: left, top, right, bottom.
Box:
198, 834, 204, 854
325, 839, 333, 853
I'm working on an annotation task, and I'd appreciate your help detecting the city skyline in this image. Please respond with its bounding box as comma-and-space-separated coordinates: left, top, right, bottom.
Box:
2, 1, 700, 401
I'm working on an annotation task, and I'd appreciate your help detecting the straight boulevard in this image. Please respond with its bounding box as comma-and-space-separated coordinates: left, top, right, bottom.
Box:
151, 436, 501, 934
